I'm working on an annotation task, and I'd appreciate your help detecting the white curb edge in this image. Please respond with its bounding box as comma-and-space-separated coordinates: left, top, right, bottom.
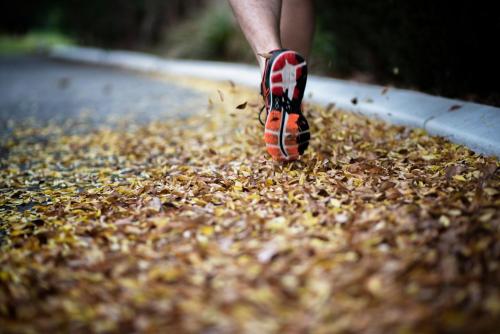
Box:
49, 45, 500, 158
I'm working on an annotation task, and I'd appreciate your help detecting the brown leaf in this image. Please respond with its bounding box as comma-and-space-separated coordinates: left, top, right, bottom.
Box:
481, 163, 497, 179
3, 73, 499, 334
217, 89, 224, 102
445, 165, 467, 179
236, 102, 247, 110
325, 103, 336, 112
448, 104, 462, 112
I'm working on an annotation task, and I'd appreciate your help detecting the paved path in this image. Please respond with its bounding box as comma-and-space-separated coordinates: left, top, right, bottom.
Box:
50, 46, 500, 158
0, 55, 206, 135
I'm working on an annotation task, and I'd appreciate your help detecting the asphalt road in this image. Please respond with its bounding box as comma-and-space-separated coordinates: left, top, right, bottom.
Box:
0, 55, 206, 135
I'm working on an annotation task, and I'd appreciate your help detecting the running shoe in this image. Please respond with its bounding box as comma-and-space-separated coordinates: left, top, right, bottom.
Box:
260, 49, 310, 161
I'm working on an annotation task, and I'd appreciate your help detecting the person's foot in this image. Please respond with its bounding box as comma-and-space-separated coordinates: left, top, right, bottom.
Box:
260, 49, 310, 161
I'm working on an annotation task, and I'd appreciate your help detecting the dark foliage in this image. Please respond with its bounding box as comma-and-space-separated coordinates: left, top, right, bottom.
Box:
315, 0, 500, 104
0, 0, 56, 34
0, 0, 206, 48
1, 0, 498, 104
57, 0, 206, 48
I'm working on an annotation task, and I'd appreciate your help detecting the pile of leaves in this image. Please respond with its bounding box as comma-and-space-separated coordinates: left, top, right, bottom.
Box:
1, 80, 499, 333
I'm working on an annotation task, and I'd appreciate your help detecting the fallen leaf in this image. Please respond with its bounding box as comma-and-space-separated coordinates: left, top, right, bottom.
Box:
236, 102, 247, 110
448, 105, 462, 112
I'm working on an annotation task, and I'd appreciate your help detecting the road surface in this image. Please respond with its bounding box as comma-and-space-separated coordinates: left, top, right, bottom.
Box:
0, 55, 206, 136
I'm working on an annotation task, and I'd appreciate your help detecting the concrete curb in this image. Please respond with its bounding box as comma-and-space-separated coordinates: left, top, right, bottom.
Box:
49, 45, 500, 158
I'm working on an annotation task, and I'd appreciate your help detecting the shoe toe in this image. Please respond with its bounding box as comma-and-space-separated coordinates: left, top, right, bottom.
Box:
264, 111, 310, 161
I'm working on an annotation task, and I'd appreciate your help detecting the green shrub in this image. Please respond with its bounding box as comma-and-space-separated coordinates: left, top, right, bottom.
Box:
0, 30, 73, 54
161, 1, 254, 63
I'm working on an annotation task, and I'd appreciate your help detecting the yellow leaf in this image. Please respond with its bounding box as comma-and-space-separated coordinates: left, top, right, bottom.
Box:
200, 225, 214, 236
484, 188, 498, 196
479, 211, 494, 223
303, 212, 318, 226
214, 207, 226, 217
366, 276, 383, 295
233, 181, 243, 191
439, 215, 451, 227
248, 193, 260, 201
299, 173, 306, 185
193, 198, 207, 206
267, 216, 287, 230
152, 217, 169, 228
329, 198, 342, 208
422, 154, 437, 161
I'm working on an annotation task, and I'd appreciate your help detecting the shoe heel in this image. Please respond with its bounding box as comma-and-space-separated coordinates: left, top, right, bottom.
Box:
269, 51, 307, 103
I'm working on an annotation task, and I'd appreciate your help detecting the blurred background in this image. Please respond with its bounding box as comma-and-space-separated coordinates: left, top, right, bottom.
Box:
1, 0, 499, 106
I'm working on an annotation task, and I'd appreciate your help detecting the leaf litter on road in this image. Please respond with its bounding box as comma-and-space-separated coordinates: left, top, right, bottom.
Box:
0, 77, 499, 333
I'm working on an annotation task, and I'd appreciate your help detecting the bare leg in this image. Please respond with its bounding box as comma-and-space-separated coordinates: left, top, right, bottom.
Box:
228, 0, 282, 70
280, 0, 315, 59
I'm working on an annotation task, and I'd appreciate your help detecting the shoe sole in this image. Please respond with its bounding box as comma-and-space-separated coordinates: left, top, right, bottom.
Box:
264, 51, 309, 161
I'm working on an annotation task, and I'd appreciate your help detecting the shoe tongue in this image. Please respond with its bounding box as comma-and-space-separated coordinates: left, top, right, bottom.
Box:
258, 48, 288, 59
268, 48, 282, 54
257, 52, 272, 59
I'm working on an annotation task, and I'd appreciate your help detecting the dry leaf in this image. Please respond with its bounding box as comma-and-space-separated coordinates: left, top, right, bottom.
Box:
217, 89, 224, 102
236, 102, 247, 110
448, 104, 462, 112
1, 76, 498, 334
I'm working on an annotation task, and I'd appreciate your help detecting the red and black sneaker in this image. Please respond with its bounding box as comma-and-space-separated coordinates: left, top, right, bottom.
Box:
259, 49, 310, 161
